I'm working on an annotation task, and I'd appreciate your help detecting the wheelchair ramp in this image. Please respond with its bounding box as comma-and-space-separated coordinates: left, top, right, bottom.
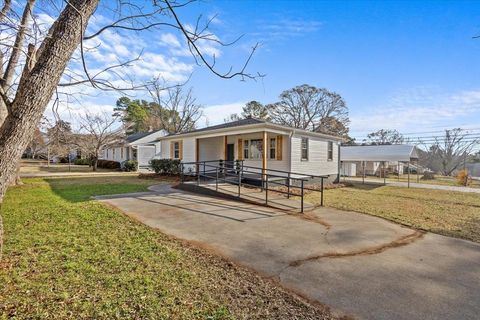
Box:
177, 180, 317, 214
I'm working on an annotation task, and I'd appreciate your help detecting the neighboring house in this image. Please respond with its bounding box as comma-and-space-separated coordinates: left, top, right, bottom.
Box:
154, 118, 342, 182
100, 130, 167, 168
340, 144, 419, 177
465, 163, 480, 178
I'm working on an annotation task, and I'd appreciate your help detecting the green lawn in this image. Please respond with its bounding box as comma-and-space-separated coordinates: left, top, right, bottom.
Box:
347, 174, 480, 188
307, 183, 480, 243
0, 176, 333, 319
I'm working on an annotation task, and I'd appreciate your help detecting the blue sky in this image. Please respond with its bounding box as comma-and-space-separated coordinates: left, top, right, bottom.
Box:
39, 0, 480, 138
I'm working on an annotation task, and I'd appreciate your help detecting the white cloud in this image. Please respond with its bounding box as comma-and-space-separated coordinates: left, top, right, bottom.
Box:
159, 33, 182, 48
349, 87, 480, 136
203, 101, 245, 126
252, 18, 322, 43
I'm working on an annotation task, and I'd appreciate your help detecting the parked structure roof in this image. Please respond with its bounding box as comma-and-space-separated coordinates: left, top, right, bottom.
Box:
341, 144, 419, 162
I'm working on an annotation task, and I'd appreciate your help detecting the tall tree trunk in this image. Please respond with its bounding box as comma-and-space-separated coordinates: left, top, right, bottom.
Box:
0, 0, 99, 260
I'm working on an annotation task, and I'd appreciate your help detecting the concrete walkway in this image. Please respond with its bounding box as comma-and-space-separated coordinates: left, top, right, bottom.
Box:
97, 185, 480, 320
346, 177, 480, 193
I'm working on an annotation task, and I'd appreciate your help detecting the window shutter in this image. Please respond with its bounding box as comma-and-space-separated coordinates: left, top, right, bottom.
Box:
179, 141, 183, 160
170, 142, 174, 159
237, 139, 243, 160
276, 135, 283, 161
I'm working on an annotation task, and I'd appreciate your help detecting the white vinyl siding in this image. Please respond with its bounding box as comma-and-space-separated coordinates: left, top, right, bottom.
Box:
137, 146, 155, 167
290, 134, 339, 176
198, 136, 224, 162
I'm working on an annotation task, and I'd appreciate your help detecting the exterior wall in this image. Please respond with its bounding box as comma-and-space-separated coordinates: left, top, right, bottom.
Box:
290, 134, 339, 177
340, 162, 357, 177
137, 146, 155, 167
100, 146, 131, 162
182, 137, 196, 162
198, 136, 224, 162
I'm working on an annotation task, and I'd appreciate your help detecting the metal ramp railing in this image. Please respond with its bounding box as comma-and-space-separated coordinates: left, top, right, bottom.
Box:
179, 160, 327, 213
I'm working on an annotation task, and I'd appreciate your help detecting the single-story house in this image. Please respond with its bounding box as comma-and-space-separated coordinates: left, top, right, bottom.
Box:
155, 118, 342, 182
100, 130, 167, 168
340, 144, 419, 177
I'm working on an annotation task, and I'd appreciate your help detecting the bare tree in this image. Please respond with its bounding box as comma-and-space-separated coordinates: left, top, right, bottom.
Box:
421, 128, 480, 176
364, 129, 404, 145
224, 100, 269, 123
223, 113, 241, 123
75, 112, 123, 171
46, 120, 74, 163
0, 0, 260, 258
148, 80, 203, 133
25, 127, 46, 159
267, 84, 349, 133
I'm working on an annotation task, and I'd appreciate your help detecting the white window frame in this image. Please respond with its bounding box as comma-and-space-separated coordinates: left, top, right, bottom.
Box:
173, 141, 180, 159
301, 137, 309, 161
243, 140, 249, 159
327, 141, 333, 161
269, 138, 276, 160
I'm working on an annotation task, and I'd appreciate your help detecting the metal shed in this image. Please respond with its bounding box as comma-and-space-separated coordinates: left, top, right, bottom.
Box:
340, 144, 420, 186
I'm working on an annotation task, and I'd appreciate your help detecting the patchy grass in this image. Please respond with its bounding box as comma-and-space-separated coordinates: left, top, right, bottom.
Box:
348, 174, 480, 188
306, 183, 480, 243
1, 176, 335, 319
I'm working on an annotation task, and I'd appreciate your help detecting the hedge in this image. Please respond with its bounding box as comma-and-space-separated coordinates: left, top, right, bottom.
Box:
123, 160, 138, 172
74, 158, 91, 166
149, 159, 181, 175
97, 159, 121, 169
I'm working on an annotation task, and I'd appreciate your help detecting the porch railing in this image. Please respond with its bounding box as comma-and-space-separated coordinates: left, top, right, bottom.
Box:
179, 160, 327, 213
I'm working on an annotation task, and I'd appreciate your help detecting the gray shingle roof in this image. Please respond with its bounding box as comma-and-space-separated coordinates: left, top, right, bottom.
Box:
166, 118, 266, 136
125, 131, 155, 143
341, 145, 419, 162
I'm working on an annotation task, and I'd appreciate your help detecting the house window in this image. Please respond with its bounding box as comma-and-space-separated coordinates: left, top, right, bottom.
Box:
173, 141, 180, 159
243, 140, 249, 159
113, 148, 116, 158
301, 137, 309, 161
106, 149, 109, 158
327, 141, 333, 161
126, 147, 130, 160
249, 139, 263, 159
121, 147, 124, 159
269, 138, 276, 159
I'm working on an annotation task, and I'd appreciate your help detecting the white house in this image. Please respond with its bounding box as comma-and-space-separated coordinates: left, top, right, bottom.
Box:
340, 144, 419, 177
100, 130, 167, 168
155, 118, 342, 182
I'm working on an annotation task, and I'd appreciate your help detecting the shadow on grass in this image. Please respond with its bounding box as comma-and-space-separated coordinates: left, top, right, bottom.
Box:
343, 182, 386, 191
44, 176, 158, 203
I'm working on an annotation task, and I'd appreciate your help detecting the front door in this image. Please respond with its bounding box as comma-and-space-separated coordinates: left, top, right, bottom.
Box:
226, 144, 235, 168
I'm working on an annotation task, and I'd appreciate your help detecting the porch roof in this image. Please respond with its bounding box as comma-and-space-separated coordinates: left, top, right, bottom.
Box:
157, 118, 343, 141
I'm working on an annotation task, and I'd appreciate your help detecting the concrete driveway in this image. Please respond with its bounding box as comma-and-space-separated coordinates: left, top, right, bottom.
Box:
97, 185, 480, 320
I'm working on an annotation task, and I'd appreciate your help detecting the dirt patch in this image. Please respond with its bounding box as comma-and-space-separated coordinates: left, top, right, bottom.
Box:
290, 230, 426, 267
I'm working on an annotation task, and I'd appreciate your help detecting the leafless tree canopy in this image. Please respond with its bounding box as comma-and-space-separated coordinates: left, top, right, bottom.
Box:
266, 84, 349, 134
148, 79, 203, 134
75, 112, 123, 170
364, 129, 405, 145
420, 128, 480, 176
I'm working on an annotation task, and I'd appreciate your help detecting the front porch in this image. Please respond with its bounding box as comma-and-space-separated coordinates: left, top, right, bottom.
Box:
194, 130, 290, 176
